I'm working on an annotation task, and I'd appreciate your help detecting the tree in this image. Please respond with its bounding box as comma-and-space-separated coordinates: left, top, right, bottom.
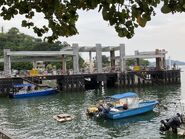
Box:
126, 59, 149, 66
93, 55, 110, 68
12, 62, 33, 70
102, 55, 110, 67
1, 0, 183, 42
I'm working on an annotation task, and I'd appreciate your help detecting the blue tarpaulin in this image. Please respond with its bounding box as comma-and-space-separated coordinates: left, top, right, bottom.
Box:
13, 84, 34, 88
110, 92, 138, 99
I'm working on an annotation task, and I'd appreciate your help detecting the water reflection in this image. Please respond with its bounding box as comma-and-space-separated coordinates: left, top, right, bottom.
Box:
161, 131, 185, 139
96, 111, 158, 128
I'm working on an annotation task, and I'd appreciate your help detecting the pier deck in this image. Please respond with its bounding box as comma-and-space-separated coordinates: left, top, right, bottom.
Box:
0, 69, 181, 94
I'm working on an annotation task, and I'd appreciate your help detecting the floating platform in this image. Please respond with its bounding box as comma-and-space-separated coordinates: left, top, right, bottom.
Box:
53, 114, 75, 122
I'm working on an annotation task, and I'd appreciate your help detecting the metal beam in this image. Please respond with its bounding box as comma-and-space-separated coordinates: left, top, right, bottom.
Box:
124, 54, 165, 59
7, 51, 74, 56
138, 51, 167, 55
0, 57, 68, 63
63, 46, 121, 52
115, 54, 166, 60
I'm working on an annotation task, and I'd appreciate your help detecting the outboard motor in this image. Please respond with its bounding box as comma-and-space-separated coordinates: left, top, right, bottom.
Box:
160, 113, 184, 134
96, 103, 111, 117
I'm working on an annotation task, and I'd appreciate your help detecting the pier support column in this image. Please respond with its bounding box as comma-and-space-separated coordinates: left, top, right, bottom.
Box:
61, 55, 66, 74
110, 50, 115, 71
33, 61, 37, 69
96, 44, 102, 73
119, 44, 126, 72
4, 49, 11, 76
156, 49, 162, 70
162, 49, 166, 69
89, 51, 93, 73
72, 43, 79, 74
135, 50, 140, 66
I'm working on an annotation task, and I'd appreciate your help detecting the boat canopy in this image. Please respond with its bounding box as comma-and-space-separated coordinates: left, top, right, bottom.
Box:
13, 84, 34, 88
110, 92, 138, 100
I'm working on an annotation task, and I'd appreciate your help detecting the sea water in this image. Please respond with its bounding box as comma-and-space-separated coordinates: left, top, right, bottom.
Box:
0, 66, 185, 139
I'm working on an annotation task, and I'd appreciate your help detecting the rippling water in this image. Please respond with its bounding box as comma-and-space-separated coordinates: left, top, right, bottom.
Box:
0, 66, 185, 139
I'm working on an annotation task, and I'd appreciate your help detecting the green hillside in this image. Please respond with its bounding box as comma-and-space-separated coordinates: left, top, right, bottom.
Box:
0, 27, 84, 70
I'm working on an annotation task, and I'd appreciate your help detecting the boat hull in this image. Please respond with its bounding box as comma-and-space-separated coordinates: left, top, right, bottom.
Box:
9, 88, 57, 99
106, 100, 158, 120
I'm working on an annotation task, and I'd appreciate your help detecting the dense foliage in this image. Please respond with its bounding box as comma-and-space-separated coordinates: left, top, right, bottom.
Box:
1, 0, 184, 42
0, 27, 69, 55
93, 55, 110, 68
126, 59, 149, 66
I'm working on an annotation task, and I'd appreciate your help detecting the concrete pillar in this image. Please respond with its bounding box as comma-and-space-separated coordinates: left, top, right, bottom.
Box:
61, 55, 66, 74
33, 61, 37, 69
72, 43, 79, 74
162, 49, 166, 69
119, 44, 126, 72
96, 44, 102, 73
162, 57, 165, 69
89, 51, 93, 73
4, 49, 11, 76
155, 49, 161, 70
168, 56, 172, 70
135, 50, 140, 66
110, 50, 115, 70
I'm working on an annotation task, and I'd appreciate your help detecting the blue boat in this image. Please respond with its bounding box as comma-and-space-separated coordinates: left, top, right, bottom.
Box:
87, 92, 159, 120
9, 84, 57, 99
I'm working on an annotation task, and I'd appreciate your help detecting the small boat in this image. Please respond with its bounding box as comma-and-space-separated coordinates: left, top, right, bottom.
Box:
53, 114, 75, 122
87, 92, 159, 120
9, 83, 57, 99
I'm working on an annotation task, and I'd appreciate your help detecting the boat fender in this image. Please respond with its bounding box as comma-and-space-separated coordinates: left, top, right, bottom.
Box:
87, 106, 98, 114
103, 104, 111, 113
96, 104, 110, 117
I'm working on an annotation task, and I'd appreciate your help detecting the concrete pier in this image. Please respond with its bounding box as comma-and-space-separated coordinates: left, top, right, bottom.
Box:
0, 69, 181, 93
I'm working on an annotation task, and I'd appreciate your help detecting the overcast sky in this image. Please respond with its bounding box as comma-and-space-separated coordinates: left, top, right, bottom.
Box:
0, 8, 185, 62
